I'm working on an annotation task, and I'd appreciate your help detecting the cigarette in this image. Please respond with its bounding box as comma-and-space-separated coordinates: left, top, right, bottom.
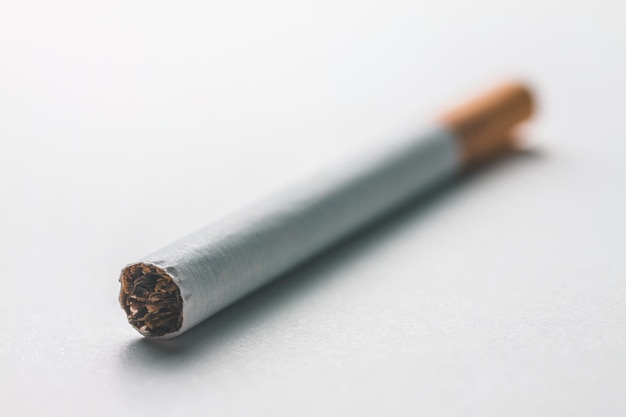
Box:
119, 82, 534, 339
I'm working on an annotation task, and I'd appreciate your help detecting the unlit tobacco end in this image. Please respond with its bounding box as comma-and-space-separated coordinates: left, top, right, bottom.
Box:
119, 263, 183, 336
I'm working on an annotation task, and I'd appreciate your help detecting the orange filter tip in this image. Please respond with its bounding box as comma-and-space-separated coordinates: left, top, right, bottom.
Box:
439, 81, 535, 166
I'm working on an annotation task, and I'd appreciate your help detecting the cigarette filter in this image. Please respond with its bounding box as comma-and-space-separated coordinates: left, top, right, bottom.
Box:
120, 82, 534, 339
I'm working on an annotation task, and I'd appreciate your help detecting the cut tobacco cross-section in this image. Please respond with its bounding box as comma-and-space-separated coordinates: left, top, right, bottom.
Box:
119, 263, 183, 336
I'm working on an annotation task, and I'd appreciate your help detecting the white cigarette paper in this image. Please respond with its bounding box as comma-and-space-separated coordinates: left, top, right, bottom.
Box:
119, 83, 534, 339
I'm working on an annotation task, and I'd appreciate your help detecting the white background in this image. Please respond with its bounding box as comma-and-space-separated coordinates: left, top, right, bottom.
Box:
1, 1, 625, 416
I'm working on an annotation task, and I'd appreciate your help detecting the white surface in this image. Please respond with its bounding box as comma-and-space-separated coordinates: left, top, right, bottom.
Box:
1, 1, 625, 416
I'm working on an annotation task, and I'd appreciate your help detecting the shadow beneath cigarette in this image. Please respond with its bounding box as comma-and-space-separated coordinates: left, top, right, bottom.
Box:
120, 148, 543, 372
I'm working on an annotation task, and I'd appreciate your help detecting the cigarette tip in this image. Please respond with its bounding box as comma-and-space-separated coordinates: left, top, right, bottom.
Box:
440, 80, 536, 166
